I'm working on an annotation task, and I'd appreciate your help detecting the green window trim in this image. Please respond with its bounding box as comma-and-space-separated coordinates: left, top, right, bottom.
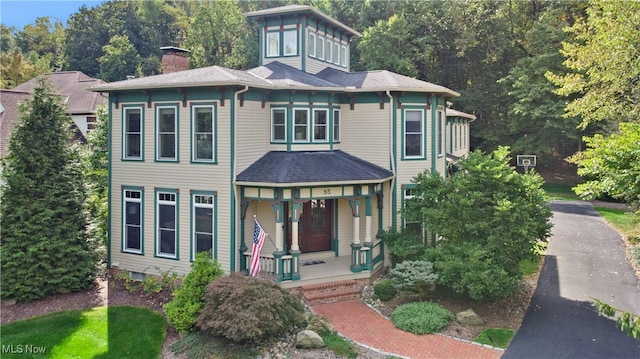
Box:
402, 108, 426, 160
190, 191, 217, 261
437, 106, 444, 157
122, 105, 144, 161
401, 184, 425, 242
154, 188, 179, 260
155, 104, 179, 162
190, 103, 217, 164
122, 186, 144, 255
308, 31, 316, 58
271, 107, 287, 143
266, 28, 298, 58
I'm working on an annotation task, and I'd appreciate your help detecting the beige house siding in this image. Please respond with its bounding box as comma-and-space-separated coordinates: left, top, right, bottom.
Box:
235, 100, 273, 174
338, 103, 390, 168
110, 101, 234, 276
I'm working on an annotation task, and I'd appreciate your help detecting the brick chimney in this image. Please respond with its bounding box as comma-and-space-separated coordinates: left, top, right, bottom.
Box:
160, 46, 190, 74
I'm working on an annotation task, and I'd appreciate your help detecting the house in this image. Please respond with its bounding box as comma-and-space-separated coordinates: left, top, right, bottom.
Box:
90, 5, 474, 286
0, 89, 32, 159
10, 71, 106, 140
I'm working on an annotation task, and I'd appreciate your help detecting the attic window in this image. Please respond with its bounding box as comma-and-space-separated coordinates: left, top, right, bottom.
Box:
266, 32, 279, 57
283, 29, 297, 56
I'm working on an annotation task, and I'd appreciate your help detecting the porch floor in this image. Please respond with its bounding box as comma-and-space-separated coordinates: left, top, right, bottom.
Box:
280, 254, 382, 288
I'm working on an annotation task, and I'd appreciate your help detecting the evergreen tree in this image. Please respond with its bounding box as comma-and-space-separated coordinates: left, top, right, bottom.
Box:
1, 78, 98, 302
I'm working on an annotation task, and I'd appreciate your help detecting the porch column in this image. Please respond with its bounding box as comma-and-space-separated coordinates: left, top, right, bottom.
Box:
363, 195, 373, 270
290, 200, 302, 280
271, 201, 284, 281
350, 196, 362, 272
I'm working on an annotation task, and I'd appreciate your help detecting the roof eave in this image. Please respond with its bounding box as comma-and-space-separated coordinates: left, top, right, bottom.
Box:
234, 176, 394, 188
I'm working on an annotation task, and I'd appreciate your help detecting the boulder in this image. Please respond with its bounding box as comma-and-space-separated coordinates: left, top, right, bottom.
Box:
295, 330, 325, 349
456, 308, 484, 326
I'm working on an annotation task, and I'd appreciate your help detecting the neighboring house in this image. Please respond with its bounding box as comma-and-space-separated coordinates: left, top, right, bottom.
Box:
11, 71, 106, 140
0, 89, 32, 159
90, 5, 474, 286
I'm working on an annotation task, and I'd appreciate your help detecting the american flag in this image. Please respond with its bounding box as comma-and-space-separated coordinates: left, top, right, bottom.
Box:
249, 218, 268, 277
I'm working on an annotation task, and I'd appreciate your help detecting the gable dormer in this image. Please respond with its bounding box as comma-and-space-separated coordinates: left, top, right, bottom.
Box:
245, 5, 362, 74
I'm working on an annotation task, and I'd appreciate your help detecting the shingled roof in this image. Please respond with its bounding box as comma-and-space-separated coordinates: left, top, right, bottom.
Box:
236, 150, 394, 186
13, 71, 106, 115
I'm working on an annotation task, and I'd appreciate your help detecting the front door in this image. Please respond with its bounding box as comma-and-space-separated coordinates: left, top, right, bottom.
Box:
287, 199, 332, 253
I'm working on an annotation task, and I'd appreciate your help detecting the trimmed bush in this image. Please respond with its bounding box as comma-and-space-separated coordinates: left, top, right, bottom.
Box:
373, 279, 397, 301
391, 302, 455, 334
391, 260, 438, 298
165, 251, 224, 333
196, 273, 307, 346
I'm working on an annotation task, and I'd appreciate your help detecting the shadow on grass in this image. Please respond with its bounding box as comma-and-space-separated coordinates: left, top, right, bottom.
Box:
95, 306, 166, 359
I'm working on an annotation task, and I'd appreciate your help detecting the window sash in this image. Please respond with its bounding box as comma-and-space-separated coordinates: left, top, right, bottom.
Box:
340, 45, 347, 67
437, 108, 444, 156
157, 192, 177, 258
124, 190, 142, 253
333, 109, 340, 141
193, 194, 214, 258
293, 109, 309, 142
271, 108, 286, 142
283, 29, 297, 56
157, 106, 177, 160
123, 108, 142, 159
266, 32, 279, 57
325, 38, 332, 62
403, 189, 425, 241
308, 32, 316, 58
333, 42, 339, 64
192, 105, 214, 162
317, 35, 325, 60
313, 109, 328, 141
404, 110, 424, 158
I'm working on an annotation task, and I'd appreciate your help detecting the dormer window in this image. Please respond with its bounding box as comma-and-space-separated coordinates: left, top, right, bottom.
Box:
283, 29, 297, 56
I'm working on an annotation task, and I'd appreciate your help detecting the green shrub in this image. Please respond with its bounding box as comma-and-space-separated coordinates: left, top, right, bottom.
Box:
390, 302, 455, 334
381, 229, 426, 266
628, 230, 640, 245
373, 279, 397, 301
165, 251, 223, 333
391, 260, 438, 298
196, 273, 307, 346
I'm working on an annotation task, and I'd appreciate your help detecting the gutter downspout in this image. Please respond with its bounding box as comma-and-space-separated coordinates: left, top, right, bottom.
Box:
386, 90, 396, 230
231, 86, 250, 272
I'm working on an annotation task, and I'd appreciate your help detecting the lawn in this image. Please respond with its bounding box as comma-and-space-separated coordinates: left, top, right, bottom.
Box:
542, 183, 580, 200
0, 306, 165, 359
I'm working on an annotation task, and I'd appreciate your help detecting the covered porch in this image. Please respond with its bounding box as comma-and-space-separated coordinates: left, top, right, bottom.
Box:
235, 150, 393, 284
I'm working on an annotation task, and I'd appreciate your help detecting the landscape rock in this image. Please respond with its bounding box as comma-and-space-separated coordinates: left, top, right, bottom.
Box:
295, 330, 325, 349
456, 308, 484, 326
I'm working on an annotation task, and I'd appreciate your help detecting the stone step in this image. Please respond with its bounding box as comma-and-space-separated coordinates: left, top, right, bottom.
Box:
301, 279, 361, 305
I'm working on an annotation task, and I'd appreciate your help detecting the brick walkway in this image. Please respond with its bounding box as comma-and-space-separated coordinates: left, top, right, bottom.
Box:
312, 299, 503, 359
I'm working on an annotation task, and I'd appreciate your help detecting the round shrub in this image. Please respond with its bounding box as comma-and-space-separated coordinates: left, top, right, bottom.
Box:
391, 260, 438, 297
390, 302, 455, 334
196, 273, 307, 346
165, 251, 224, 333
373, 279, 397, 301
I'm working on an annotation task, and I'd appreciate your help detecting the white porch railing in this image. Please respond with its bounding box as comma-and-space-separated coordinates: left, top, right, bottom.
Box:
243, 253, 294, 281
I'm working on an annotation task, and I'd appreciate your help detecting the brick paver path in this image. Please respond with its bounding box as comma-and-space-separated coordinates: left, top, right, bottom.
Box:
313, 299, 503, 359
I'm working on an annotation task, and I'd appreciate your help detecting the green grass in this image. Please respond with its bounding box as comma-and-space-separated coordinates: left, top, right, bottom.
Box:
543, 183, 580, 200
1, 306, 165, 359
318, 330, 360, 359
473, 328, 515, 348
594, 206, 639, 236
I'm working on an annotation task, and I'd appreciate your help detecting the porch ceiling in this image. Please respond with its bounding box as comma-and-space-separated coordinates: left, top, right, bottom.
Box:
236, 150, 393, 186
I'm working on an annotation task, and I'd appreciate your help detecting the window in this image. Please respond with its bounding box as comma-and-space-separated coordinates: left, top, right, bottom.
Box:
333, 109, 340, 141
283, 29, 297, 56
156, 191, 177, 258
192, 105, 215, 162
87, 116, 96, 131
403, 188, 425, 241
193, 193, 214, 259
293, 109, 309, 141
437, 107, 444, 156
308, 32, 316, 58
156, 106, 177, 161
271, 108, 286, 142
123, 189, 143, 253
325, 38, 332, 62
333, 41, 339, 64
317, 35, 324, 60
404, 109, 424, 158
313, 109, 328, 141
454, 123, 458, 150
123, 107, 142, 160
340, 45, 347, 67
266, 32, 279, 57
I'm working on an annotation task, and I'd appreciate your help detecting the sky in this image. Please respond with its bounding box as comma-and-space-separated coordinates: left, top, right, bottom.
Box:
0, 0, 103, 29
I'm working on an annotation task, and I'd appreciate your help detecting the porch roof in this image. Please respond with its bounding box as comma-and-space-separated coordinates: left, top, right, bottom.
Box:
236, 150, 394, 187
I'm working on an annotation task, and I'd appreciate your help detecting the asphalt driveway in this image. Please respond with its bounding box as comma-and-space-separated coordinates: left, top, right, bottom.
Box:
503, 200, 640, 359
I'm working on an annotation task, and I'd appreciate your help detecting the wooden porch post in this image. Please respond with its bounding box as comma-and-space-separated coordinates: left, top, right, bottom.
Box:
350, 192, 362, 272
